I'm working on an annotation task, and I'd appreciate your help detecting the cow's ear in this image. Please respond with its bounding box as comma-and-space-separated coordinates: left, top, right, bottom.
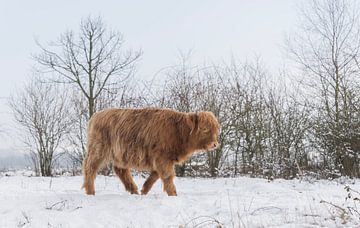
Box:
188, 112, 199, 135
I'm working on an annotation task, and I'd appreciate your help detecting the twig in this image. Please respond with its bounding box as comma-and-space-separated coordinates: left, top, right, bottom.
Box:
320, 200, 347, 214
303, 213, 320, 217
295, 159, 303, 181
49, 177, 52, 189
184, 216, 223, 228
250, 206, 283, 215
18, 211, 31, 227
46, 200, 67, 211
71, 206, 83, 211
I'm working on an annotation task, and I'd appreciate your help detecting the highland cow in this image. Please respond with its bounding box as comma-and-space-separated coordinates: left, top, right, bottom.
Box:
82, 107, 220, 196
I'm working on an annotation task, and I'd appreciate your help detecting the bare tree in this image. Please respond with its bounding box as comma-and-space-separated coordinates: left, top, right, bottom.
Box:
217, 58, 311, 179
66, 91, 88, 170
287, 0, 360, 177
34, 16, 142, 119
224, 59, 270, 176
33, 16, 141, 170
9, 78, 71, 176
265, 84, 311, 179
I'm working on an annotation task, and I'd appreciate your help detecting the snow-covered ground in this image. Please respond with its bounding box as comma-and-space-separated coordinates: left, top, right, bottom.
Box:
0, 173, 359, 228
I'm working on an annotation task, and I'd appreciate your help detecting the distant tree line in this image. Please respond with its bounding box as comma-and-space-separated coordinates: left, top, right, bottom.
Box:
9, 0, 360, 179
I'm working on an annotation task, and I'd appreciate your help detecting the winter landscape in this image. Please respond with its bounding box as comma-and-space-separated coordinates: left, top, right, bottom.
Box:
2, 0, 360, 227
0, 172, 359, 228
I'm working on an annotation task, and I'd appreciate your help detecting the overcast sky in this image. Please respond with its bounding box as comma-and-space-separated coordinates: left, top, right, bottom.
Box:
0, 0, 302, 153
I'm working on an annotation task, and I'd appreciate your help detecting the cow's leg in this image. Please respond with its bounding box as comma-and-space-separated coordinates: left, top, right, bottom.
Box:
113, 167, 139, 194
157, 163, 177, 196
161, 175, 177, 196
141, 171, 159, 195
82, 148, 106, 195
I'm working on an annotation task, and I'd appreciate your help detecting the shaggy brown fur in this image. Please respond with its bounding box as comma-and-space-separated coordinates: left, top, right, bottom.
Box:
82, 107, 220, 196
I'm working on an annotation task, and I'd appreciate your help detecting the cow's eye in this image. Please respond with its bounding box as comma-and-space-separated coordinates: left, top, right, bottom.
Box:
202, 128, 210, 133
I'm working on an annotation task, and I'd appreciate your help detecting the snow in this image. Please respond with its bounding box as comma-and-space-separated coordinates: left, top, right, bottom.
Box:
0, 174, 359, 227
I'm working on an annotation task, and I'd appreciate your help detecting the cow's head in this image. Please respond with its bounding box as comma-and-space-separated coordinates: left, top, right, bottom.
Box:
188, 111, 220, 151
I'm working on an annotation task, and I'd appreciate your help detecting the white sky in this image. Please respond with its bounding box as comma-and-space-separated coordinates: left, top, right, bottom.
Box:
0, 0, 302, 152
